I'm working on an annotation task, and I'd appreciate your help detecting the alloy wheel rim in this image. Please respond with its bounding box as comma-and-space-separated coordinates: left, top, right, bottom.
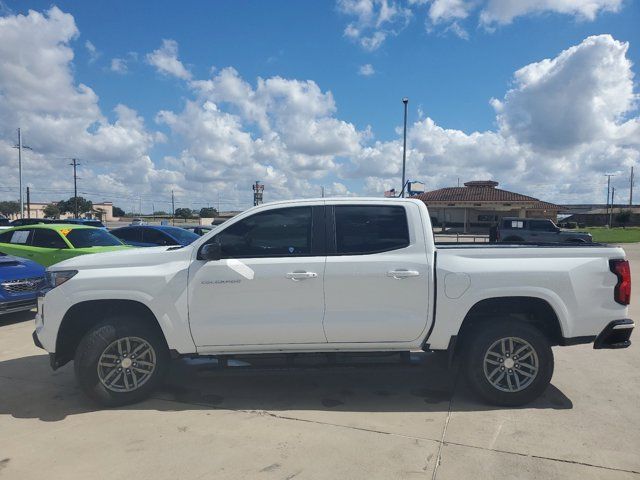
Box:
483, 336, 539, 393
97, 336, 156, 393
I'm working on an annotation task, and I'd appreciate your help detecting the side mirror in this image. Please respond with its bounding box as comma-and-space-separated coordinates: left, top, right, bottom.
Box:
199, 241, 221, 261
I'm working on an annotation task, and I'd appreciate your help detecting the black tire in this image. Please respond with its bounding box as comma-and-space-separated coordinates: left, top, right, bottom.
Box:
74, 315, 170, 407
464, 320, 553, 406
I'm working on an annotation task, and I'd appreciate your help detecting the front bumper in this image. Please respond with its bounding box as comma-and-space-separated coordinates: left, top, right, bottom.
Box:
594, 319, 634, 349
32, 330, 60, 370
0, 298, 37, 315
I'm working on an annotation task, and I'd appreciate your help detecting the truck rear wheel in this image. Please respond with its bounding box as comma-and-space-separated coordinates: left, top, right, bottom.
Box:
74, 316, 170, 406
464, 321, 553, 406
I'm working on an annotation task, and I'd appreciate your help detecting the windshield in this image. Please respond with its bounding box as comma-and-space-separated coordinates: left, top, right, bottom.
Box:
64, 228, 123, 248
163, 227, 200, 245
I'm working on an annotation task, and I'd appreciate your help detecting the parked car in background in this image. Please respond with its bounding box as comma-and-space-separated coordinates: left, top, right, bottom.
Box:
0, 224, 131, 267
129, 218, 147, 226
0, 217, 10, 230
0, 252, 46, 315
59, 219, 107, 230
183, 226, 213, 236
111, 225, 200, 247
10, 218, 56, 227
497, 218, 593, 243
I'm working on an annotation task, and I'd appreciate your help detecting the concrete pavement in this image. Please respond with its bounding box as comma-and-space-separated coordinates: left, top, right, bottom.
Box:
1, 246, 639, 479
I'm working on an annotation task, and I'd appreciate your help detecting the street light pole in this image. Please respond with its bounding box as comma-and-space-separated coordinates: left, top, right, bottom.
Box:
605, 174, 615, 228
401, 98, 408, 198
17, 129, 23, 218
610, 187, 615, 228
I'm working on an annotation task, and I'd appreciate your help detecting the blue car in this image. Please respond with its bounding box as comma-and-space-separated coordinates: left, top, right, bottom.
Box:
0, 252, 46, 315
110, 225, 200, 247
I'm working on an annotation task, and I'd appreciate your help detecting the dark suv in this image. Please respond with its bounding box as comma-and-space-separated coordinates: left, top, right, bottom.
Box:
497, 218, 592, 243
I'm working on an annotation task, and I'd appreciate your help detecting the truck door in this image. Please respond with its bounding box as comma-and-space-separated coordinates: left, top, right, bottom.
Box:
322, 203, 431, 343
188, 204, 328, 347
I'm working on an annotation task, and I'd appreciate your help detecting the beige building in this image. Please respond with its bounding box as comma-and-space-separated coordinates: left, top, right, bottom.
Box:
412, 180, 560, 233
19, 201, 117, 222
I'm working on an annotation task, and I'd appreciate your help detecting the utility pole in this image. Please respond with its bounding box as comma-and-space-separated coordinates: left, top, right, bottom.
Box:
12, 129, 32, 218
630, 166, 634, 206
69, 158, 80, 218
401, 98, 408, 198
605, 174, 615, 227
610, 187, 616, 227
26, 187, 31, 219
171, 190, 175, 226
321, 186, 325, 198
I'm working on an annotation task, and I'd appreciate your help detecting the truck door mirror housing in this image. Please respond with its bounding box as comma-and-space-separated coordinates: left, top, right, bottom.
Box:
199, 241, 222, 261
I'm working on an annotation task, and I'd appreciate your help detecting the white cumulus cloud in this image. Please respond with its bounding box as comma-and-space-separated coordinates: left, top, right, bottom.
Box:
358, 63, 375, 76
146, 39, 192, 80
338, 0, 626, 44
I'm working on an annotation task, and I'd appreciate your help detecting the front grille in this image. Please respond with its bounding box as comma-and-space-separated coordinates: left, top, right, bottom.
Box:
1, 277, 45, 294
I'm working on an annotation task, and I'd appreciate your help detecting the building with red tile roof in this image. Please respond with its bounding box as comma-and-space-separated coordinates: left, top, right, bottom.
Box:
411, 180, 560, 233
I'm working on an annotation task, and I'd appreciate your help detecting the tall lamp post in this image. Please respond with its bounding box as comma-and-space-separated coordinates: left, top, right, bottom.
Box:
12, 128, 32, 219
401, 98, 408, 198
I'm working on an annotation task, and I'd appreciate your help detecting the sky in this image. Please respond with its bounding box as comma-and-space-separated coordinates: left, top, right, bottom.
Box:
0, 0, 639, 212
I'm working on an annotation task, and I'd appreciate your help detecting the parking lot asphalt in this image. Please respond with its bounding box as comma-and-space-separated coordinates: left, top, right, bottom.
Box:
1, 247, 639, 479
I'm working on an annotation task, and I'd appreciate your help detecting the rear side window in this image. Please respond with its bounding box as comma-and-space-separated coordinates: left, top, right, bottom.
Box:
215, 207, 312, 258
0, 229, 33, 244
505, 220, 524, 229
32, 229, 67, 249
113, 228, 142, 243
334, 205, 409, 255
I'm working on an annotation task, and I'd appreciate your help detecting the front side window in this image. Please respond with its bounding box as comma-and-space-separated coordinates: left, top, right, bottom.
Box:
32, 229, 68, 249
335, 205, 409, 255
64, 229, 123, 248
214, 207, 312, 258
160, 227, 199, 245
529, 221, 557, 232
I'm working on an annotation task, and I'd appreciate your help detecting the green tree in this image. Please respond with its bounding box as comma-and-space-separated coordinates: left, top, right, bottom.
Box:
57, 197, 93, 216
0, 201, 20, 217
615, 210, 632, 228
43, 203, 61, 218
153, 211, 169, 216
174, 207, 193, 219
112, 206, 125, 217
199, 207, 218, 218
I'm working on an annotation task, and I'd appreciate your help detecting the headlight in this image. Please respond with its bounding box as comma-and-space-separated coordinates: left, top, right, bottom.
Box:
46, 270, 78, 289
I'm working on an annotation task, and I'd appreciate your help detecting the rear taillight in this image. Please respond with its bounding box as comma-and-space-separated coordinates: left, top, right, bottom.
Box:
610, 259, 631, 305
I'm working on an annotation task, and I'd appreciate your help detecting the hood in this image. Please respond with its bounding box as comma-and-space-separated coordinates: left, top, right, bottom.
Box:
0, 254, 46, 280
50, 244, 195, 271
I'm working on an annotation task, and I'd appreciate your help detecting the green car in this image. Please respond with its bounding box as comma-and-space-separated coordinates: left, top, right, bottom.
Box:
0, 224, 132, 267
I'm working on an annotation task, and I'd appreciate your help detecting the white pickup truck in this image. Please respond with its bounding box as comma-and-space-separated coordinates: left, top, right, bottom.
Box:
33, 198, 634, 407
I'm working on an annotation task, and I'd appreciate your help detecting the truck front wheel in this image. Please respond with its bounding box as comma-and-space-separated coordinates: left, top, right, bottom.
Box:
74, 316, 170, 406
464, 321, 554, 406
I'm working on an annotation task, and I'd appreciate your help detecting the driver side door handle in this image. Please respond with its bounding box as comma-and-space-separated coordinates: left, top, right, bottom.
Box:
387, 269, 420, 279
286, 271, 318, 281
